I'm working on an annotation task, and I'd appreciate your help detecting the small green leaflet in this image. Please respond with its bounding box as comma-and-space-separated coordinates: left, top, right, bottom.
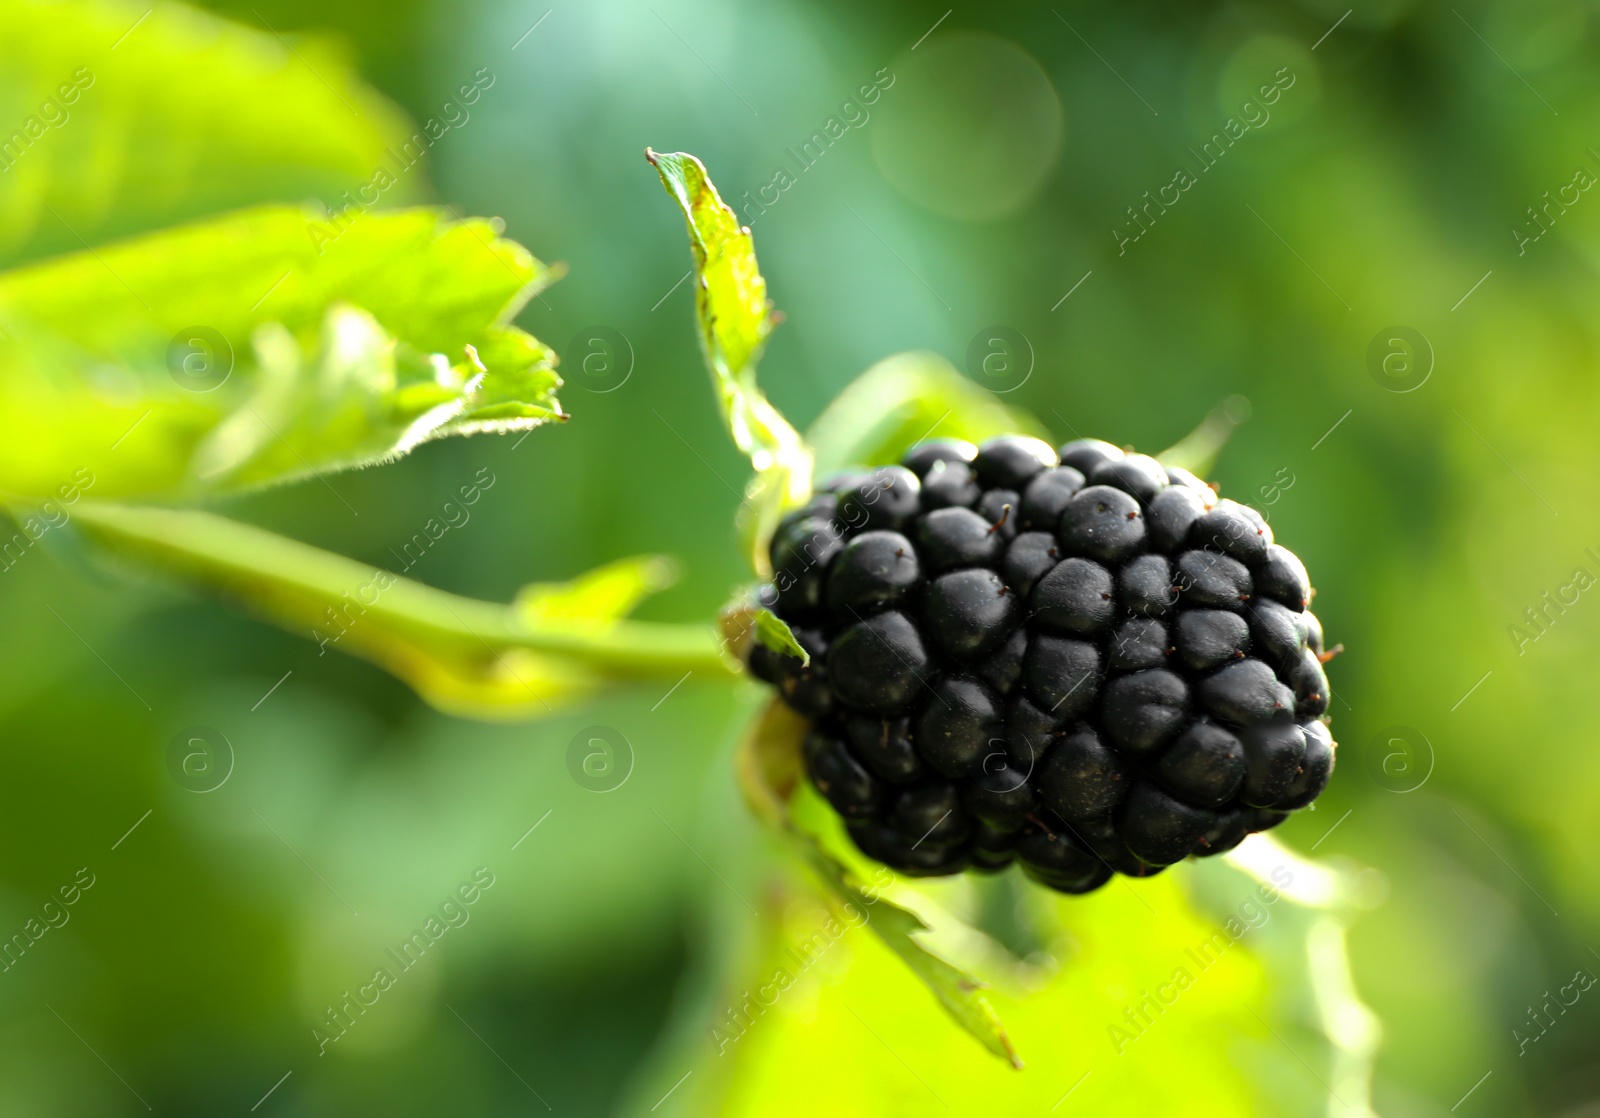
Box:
514, 554, 680, 627
752, 607, 809, 665
0, 205, 563, 500
735, 698, 1022, 1068
647, 150, 812, 576
715, 600, 808, 668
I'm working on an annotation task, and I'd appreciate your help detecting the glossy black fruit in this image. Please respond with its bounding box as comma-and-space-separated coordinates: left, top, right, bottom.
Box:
825, 530, 920, 615
916, 507, 1003, 573
923, 568, 1021, 660
1059, 486, 1147, 564
1038, 725, 1130, 822
972, 435, 1057, 490
901, 439, 977, 479
748, 435, 1337, 895
1020, 466, 1087, 530
837, 466, 921, 533
1030, 557, 1116, 636
919, 459, 982, 510
842, 714, 925, 784
1090, 453, 1169, 504
1003, 532, 1059, 598
827, 611, 929, 715
914, 676, 1003, 778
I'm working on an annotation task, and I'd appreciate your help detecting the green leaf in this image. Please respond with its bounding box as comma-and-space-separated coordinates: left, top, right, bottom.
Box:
798, 836, 1023, 1069
647, 149, 773, 395
62, 501, 734, 721
0, 204, 562, 500
647, 149, 811, 576
734, 698, 809, 831
0, 0, 424, 269
700, 718, 1380, 1114
1157, 395, 1252, 477
752, 607, 809, 666
806, 350, 1051, 477
512, 554, 679, 627
735, 698, 1022, 1067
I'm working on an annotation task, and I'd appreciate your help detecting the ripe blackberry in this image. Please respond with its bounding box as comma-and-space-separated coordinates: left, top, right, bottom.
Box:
749, 435, 1336, 894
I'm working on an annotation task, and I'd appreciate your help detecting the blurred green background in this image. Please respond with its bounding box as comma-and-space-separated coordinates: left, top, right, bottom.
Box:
1, 0, 1596, 1114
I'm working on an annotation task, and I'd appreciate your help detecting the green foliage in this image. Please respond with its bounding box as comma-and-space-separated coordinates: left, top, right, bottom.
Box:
648, 149, 811, 576
647, 150, 776, 406
0, 5, 1434, 1112
0, 40, 699, 729
0, 0, 420, 269
695, 694, 1376, 1117
735, 699, 1020, 1066
751, 608, 809, 666
805, 349, 1052, 476
0, 204, 562, 499
654, 273, 1377, 1110
513, 554, 680, 627
1158, 395, 1253, 478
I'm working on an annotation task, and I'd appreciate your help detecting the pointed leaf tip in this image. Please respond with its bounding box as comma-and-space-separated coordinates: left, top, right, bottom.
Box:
648, 150, 811, 576
753, 608, 809, 666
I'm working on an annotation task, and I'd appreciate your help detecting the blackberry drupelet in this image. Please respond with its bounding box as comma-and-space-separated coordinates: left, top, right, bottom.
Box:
747, 435, 1337, 894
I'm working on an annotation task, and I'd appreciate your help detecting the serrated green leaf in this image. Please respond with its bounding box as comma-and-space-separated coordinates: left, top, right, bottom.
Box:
735, 698, 1021, 1067
752, 608, 808, 666
647, 149, 773, 394
806, 350, 1051, 477
62, 501, 733, 721
0, 0, 422, 269
0, 204, 562, 500
647, 149, 811, 576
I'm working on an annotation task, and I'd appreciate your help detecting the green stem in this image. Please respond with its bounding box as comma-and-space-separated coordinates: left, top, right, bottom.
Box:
65, 500, 736, 719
